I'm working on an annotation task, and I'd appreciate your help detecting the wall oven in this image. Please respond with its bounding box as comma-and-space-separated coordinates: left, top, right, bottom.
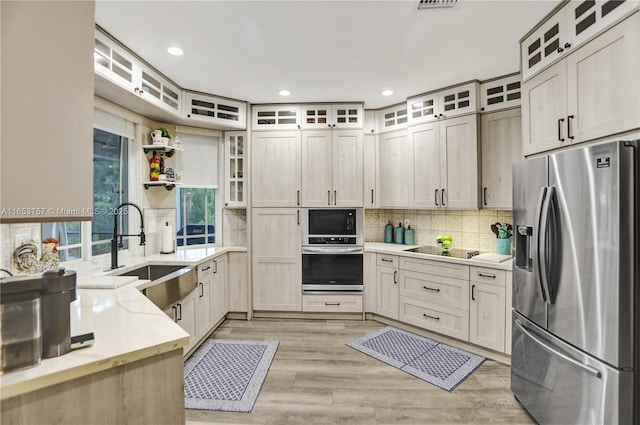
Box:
301, 209, 363, 294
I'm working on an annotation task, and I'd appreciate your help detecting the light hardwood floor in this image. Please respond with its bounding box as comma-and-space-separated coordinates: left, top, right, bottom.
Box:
185, 319, 532, 425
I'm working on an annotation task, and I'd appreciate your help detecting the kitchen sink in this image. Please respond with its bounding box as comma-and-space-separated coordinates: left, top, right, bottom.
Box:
116, 264, 197, 310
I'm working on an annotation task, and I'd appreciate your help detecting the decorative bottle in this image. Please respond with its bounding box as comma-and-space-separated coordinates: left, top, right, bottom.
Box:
149, 150, 160, 181
384, 220, 394, 243
394, 222, 404, 244
404, 225, 415, 245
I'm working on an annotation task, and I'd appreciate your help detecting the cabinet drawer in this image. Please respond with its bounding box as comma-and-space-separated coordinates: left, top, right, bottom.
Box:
399, 296, 469, 341
399, 270, 469, 310
198, 261, 214, 280
302, 294, 363, 313
377, 254, 398, 268
399, 257, 468, 280
470, 266, 505, 286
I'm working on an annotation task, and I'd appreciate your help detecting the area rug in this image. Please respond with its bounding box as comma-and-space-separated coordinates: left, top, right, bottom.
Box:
346, 326, 484, 391
184, 339, 278, 412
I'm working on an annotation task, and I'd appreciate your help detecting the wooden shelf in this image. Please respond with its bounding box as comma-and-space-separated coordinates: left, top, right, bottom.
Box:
142, 145, 182, 157
143, 181, 182, 190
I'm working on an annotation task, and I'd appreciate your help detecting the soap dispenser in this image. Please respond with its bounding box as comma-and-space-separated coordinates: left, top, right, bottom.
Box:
404, 225, 415, 245
384, 220, 394, 243
394, 222, 404, 244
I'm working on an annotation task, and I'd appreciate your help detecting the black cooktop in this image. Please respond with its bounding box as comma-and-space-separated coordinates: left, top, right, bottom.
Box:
404, 246, 479, 259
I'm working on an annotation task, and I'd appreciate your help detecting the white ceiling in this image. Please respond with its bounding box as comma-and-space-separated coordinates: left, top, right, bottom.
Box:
95, 0, 556, 109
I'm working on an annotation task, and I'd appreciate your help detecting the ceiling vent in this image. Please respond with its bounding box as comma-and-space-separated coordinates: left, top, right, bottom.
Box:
418, 0, 458, 9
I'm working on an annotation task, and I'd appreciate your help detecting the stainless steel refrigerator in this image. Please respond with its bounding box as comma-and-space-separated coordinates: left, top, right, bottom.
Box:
511, 140, 639, 424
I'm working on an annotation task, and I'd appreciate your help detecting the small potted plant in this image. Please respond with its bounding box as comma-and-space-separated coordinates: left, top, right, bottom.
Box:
160, 128, 172, 146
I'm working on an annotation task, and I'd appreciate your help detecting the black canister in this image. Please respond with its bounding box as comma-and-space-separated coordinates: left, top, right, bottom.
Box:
40, 268, 77, 358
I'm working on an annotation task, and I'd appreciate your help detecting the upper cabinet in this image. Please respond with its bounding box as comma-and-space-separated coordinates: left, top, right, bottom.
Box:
521, 0, 638, 82
479, 74, 522, 113
378, 130, 411, 208
301, 104, 363, 129
224, 131, 247, 208
522, 12, 640, 156
182, 92, 246, 129
140, 66, 181, 115
94, 31, 138, 93
252, 105, 302, 130
408, 82, 479, 125
376, 104, 408, 133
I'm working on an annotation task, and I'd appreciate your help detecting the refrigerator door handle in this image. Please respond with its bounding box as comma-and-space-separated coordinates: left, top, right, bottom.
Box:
533, 187, 548, 302
539, 186, 556, 305
515, 318, 602, 379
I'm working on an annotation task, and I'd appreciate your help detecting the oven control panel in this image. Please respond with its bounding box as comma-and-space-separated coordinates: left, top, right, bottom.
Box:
308, 237, 357, 244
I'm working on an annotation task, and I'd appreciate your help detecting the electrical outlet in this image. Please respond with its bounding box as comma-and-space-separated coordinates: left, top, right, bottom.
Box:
148, 220, 156, 234
404, 219, 410, 228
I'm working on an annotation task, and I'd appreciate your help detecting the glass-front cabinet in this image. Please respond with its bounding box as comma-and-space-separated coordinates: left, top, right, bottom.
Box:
225, 131, 246, 207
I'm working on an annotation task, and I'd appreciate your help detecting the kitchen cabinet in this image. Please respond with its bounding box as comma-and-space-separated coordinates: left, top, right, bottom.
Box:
251, 131, 301, 207
301, 129, 363, 207
196, 261, 213, 339
522, 12, 640, 156
252, 208, 302, 311
407, 82, 479, 125
480, 108, 522, 209
363, 252, 377, 313
252, 105, 302, 130
378, 130, 410, 208
469, 267, 506, 352
165, 289, 198, 354
363, 134, 378, 208
225, 131, 247, 207
182, 92, 246, 129
1, 2, 94, 222
211, 255, 228, 325
376, 104, 408, 133
408, 114, 479, 209
301, 104, 363, 129
139, 65, 181, 115
94, 30, 138, 94
521, 0, 638, 82
228, 252, 249, 313
302, 294, 363, 313
376, 254, 399, 320
479, 73, 521, 113
505, 271, 513, 356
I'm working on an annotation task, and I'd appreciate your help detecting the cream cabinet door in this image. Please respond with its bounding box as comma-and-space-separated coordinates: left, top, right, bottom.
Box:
521, 60, 568, 156
196, 261, 213, 339
211, 255, 228, 325
252, 131, 301, 207
175, 290, 198, 354
332, 129, 363, 207
408, 122, 441, 208
378, 129, 410, 208
441, 114, 479, 209
469, 281, 506, 352
363, 134, 378, 208
228, 252, 249, 313
252, 208, 302, 311
567, 13, 640, 144
481, 109, 522, 209
376, 265, 399, 320
363, 252, 377, 313
301, 130, 332, 207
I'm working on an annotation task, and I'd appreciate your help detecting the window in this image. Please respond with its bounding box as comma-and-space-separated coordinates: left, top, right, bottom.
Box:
42, 127, 131, 261
176, 188, 216, 246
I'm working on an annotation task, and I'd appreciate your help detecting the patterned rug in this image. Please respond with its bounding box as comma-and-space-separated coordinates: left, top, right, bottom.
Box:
347, 326, 484, 391
184, 339, 278, 412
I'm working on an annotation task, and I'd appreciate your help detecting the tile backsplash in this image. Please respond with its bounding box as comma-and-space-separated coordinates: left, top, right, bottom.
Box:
365, 209, 513, 253
223, 209, 247, 247
1, 223, 42, 272
144, 208, 177, 255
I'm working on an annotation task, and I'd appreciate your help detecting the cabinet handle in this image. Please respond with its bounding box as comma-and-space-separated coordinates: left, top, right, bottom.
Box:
558, 118, 565, 142
199, 282, 203, 297
213, 260, 218, 274
328, 190, 331, 206
393, 270, 398, 284
557, 47, 564, 53
567, 115, 575, 140
334, 190, 337, 206
435, 189, 439, 206
423, 313, 440, 321
478, 272, 496, 279
472, 284, 476, 301
564, 42, 571, 49
202, 266, 211, 271
176, 303, 182, 321
371, 189, 374, 205
325, 302, 340, 306
381, 258, 393, 263
422, 286, 440, 292
297, 190, 300, 206
483, 187, 488, 206
441, 189, 446, 206
297, 210, 300, 226
172, 305, 178, 322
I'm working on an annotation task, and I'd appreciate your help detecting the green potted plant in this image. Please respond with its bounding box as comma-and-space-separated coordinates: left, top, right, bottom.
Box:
159, 128, 172, 146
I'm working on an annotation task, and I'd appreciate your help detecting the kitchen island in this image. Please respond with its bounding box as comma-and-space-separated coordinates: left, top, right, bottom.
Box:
0, 246, 246, 425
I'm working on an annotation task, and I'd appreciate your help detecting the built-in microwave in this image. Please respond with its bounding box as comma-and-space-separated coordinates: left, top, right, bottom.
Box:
301, 208, 363, 246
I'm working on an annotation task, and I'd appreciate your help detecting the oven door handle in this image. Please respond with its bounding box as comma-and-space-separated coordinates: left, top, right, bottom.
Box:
302, 247, 364, 254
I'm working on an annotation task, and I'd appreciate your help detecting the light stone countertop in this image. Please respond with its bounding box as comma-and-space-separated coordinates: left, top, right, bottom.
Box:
0, 246, 247, 399
365, 242, 513, 270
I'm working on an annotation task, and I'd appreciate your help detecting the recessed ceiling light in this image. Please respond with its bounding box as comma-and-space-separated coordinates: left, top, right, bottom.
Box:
381, 90, 394, 96
167, 46, 184, 56
279, 90, 291, 96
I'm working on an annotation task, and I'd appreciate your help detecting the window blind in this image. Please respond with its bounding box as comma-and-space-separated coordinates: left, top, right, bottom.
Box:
175, 132, 219, 187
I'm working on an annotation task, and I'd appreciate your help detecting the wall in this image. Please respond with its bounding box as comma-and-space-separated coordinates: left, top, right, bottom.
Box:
365, 209, 513, 253
143, 208, 176, 254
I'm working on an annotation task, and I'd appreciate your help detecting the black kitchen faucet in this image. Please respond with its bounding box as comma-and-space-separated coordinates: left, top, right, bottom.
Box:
110, 202, 146, 270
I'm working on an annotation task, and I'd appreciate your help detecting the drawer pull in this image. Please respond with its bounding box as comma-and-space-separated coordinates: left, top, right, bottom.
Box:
202, 266, 211, 271
393, 270, 398, 284
423, 313, 440, 321
423, 286, 440, 292
381, 258, 393, 263
478, 273, 496, 279
472, 284, 476, 301
325, 302, 340, 306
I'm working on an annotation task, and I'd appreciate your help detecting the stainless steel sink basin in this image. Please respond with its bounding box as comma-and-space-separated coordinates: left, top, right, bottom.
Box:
116, 264, 197, 310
